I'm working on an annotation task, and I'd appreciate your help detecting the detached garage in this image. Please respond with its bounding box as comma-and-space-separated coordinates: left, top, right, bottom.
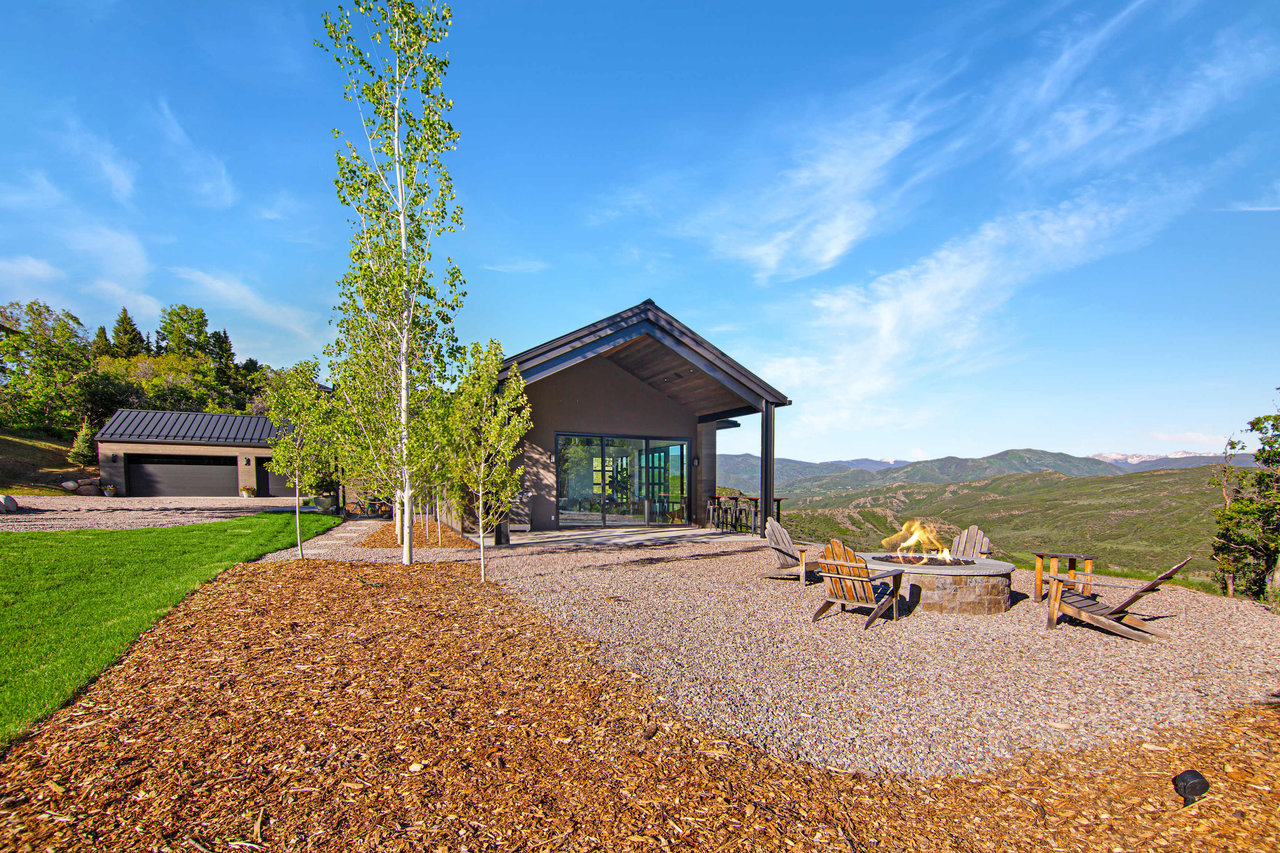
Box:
96, 409, 291, 498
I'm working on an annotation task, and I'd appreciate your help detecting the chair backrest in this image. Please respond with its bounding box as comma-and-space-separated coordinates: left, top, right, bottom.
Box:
765, 516, 800, 570
1109, 557, 1192, 615
817, 539, 874, 604
952, 525, 991, 558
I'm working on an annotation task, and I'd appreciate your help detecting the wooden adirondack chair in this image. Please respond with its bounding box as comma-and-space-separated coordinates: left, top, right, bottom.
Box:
1045, 557, 1192, 642
951, 525, 992, 558
764, 516, 821, 584
812, 539, 905, 627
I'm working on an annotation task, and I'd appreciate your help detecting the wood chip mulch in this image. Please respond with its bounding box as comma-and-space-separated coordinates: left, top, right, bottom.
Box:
1, 558, 1275, 852
356, 520, 478, 550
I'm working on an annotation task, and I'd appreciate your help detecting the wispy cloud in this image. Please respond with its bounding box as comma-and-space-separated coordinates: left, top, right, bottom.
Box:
0, 171, 63, 209
65, 225, 150, 282
764, 179, 1201, 440
0, 256, 64, 284
257, 190, 302, 221
1227, 178, 1280, 212
685, 117, 916, 283
86, 279, 162, 321
1013, 29, 1280, 173
171, 267, 316, 341
60, 117, 137, 204
156, 99, 237, 207
483, 259, 549, 274
65, 225, 163, 320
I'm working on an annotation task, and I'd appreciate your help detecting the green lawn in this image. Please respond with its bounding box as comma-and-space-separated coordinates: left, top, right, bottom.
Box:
0, 512, 340, 746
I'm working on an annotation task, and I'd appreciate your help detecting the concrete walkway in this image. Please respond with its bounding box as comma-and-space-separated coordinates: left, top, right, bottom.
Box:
257, 520, 760, 563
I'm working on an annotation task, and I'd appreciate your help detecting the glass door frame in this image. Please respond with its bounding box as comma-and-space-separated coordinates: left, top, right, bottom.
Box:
554, 431, 691, 528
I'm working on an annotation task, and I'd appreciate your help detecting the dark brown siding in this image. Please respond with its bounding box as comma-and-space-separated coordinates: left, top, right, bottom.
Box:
521, 357, 697, 530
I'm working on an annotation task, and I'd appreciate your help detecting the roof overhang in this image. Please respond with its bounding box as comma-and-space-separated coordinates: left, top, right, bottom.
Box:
500, 300, 790, 421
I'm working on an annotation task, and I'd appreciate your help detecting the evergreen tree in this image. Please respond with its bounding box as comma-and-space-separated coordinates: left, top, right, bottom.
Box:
89, 326, 112, 360
69, 421, 96, 466
110, 307, 147, 358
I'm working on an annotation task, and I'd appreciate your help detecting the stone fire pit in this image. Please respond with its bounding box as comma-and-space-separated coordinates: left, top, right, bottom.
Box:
865, 554, 1014, 615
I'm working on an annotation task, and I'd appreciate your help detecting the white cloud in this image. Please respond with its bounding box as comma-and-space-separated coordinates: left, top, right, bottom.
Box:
0, 256, 64, 284
1014, 30, 1280, 173
171, 267, 316, 341
0, 171, 62, 209
60, 117, 136, 204
86, 279, 162, 321
685, 118, 915, 283
763, 180, 1201, 442
157, 99, 237, 207
257, 190, 302, 221
483, 259, 550, 274
65, 225, 150, 282
1227, 179, 1280, 212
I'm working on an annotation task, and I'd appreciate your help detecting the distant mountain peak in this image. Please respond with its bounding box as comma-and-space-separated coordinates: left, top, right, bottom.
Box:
1091, 451, 1208, 465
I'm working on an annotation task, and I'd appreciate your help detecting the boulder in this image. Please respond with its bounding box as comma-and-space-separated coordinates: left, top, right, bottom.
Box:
76, 484, 104, 497
77, 477, 101, 487
61, 481, 80, 492
1, 495, 15, 513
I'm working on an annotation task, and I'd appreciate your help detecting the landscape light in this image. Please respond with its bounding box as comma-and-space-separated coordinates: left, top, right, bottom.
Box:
1173, 769, 1210, 806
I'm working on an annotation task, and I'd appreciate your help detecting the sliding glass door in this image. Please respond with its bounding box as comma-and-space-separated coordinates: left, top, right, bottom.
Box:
555, 433, 689, 527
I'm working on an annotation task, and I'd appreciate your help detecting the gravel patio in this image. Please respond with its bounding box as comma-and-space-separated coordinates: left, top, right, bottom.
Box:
485, 534, 1280, 776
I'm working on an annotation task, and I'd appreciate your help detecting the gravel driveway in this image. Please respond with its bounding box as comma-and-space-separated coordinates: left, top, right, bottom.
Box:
486, 536, 1280, 776
0, 495, 299, 531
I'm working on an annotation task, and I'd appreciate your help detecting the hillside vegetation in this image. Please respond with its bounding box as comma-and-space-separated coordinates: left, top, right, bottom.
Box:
783, 466, 1220, 588
0, 431, 89, 495
718, 448, 1125, 494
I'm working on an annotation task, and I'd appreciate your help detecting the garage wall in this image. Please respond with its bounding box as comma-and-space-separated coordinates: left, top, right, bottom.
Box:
97, 441, 271, 496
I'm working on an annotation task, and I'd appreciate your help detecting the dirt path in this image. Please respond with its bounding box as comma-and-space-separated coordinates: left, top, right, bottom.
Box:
0, 557, 1275, 851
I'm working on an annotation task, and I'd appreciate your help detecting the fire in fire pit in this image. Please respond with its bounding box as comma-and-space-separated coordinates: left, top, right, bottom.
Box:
872, 554, 976, 567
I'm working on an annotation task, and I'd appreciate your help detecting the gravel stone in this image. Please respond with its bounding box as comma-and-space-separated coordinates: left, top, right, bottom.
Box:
481, 533, 1280, 776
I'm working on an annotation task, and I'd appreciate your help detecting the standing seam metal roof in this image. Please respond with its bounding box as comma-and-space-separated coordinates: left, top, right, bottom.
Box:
95, 409, 280, 447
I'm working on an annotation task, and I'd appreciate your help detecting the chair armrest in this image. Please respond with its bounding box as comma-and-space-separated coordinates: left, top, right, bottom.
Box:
796, 538, 825, 548
867, 567, 905, 581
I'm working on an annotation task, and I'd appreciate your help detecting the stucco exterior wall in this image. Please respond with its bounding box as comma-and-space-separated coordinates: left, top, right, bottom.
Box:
519, 356, 699, 530
97, 441, 272, 496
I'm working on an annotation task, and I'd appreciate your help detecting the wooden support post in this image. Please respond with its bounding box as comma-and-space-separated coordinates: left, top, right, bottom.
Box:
1035, 554, 1045, 602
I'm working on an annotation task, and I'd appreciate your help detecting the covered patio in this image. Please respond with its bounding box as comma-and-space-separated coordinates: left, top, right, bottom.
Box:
501, 299, 790, 534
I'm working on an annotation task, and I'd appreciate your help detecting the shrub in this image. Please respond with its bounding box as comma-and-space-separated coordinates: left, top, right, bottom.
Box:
68, 422, 96, 467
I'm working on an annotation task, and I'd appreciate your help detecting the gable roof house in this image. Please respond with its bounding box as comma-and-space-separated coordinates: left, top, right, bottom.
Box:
96, 409, 290, 497
501, 299, 790, 532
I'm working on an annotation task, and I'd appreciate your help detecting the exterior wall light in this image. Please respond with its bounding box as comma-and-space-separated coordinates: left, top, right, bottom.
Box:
693, 457, 700, 468
244, 457, 252, 466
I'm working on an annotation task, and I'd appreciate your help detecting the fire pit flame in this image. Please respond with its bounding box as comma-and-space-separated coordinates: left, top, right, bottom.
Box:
880, 520, 972, 566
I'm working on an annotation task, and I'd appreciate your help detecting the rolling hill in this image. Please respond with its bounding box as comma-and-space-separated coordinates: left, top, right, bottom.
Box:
780, 465, 1222, 586
717, 448, 1124, 495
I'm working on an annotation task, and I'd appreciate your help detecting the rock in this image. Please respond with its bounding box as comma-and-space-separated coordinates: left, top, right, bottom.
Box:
61, 481, 80, 492
77, 477, 102, 487
75, 484, 104, 497
314, 496, 333, 512
1, 495, 15, 513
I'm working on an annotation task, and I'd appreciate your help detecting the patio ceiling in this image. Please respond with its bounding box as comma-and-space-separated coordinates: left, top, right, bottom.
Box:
501, 299, 790, 422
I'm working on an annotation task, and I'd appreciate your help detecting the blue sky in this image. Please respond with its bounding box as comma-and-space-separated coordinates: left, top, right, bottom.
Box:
1, 1, 1278, 461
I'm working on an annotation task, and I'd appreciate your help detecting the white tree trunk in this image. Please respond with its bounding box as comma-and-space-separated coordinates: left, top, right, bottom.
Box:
479, 454, 486, 582
295, 474, 304, 561
394, 489, 402, 546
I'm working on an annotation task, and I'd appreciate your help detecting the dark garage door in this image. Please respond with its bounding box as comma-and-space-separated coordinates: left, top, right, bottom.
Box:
126, 454, 238, 497
255, 458, 292, 498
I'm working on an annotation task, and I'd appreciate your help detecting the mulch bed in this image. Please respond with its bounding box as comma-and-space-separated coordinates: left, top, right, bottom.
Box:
0, 558, 1275, 852
356, 520, 478, 550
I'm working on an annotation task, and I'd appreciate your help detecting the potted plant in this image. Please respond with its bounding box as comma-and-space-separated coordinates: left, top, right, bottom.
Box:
239, 485, 257, 499
102, 484, 117, 497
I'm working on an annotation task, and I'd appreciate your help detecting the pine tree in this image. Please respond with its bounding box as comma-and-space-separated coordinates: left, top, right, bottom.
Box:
69, 421, 96, 466
110, 308, 147, 358
89, 326, 112, 360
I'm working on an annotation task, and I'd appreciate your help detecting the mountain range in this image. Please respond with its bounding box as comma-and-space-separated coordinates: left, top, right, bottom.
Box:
716, 448, 1254, 497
